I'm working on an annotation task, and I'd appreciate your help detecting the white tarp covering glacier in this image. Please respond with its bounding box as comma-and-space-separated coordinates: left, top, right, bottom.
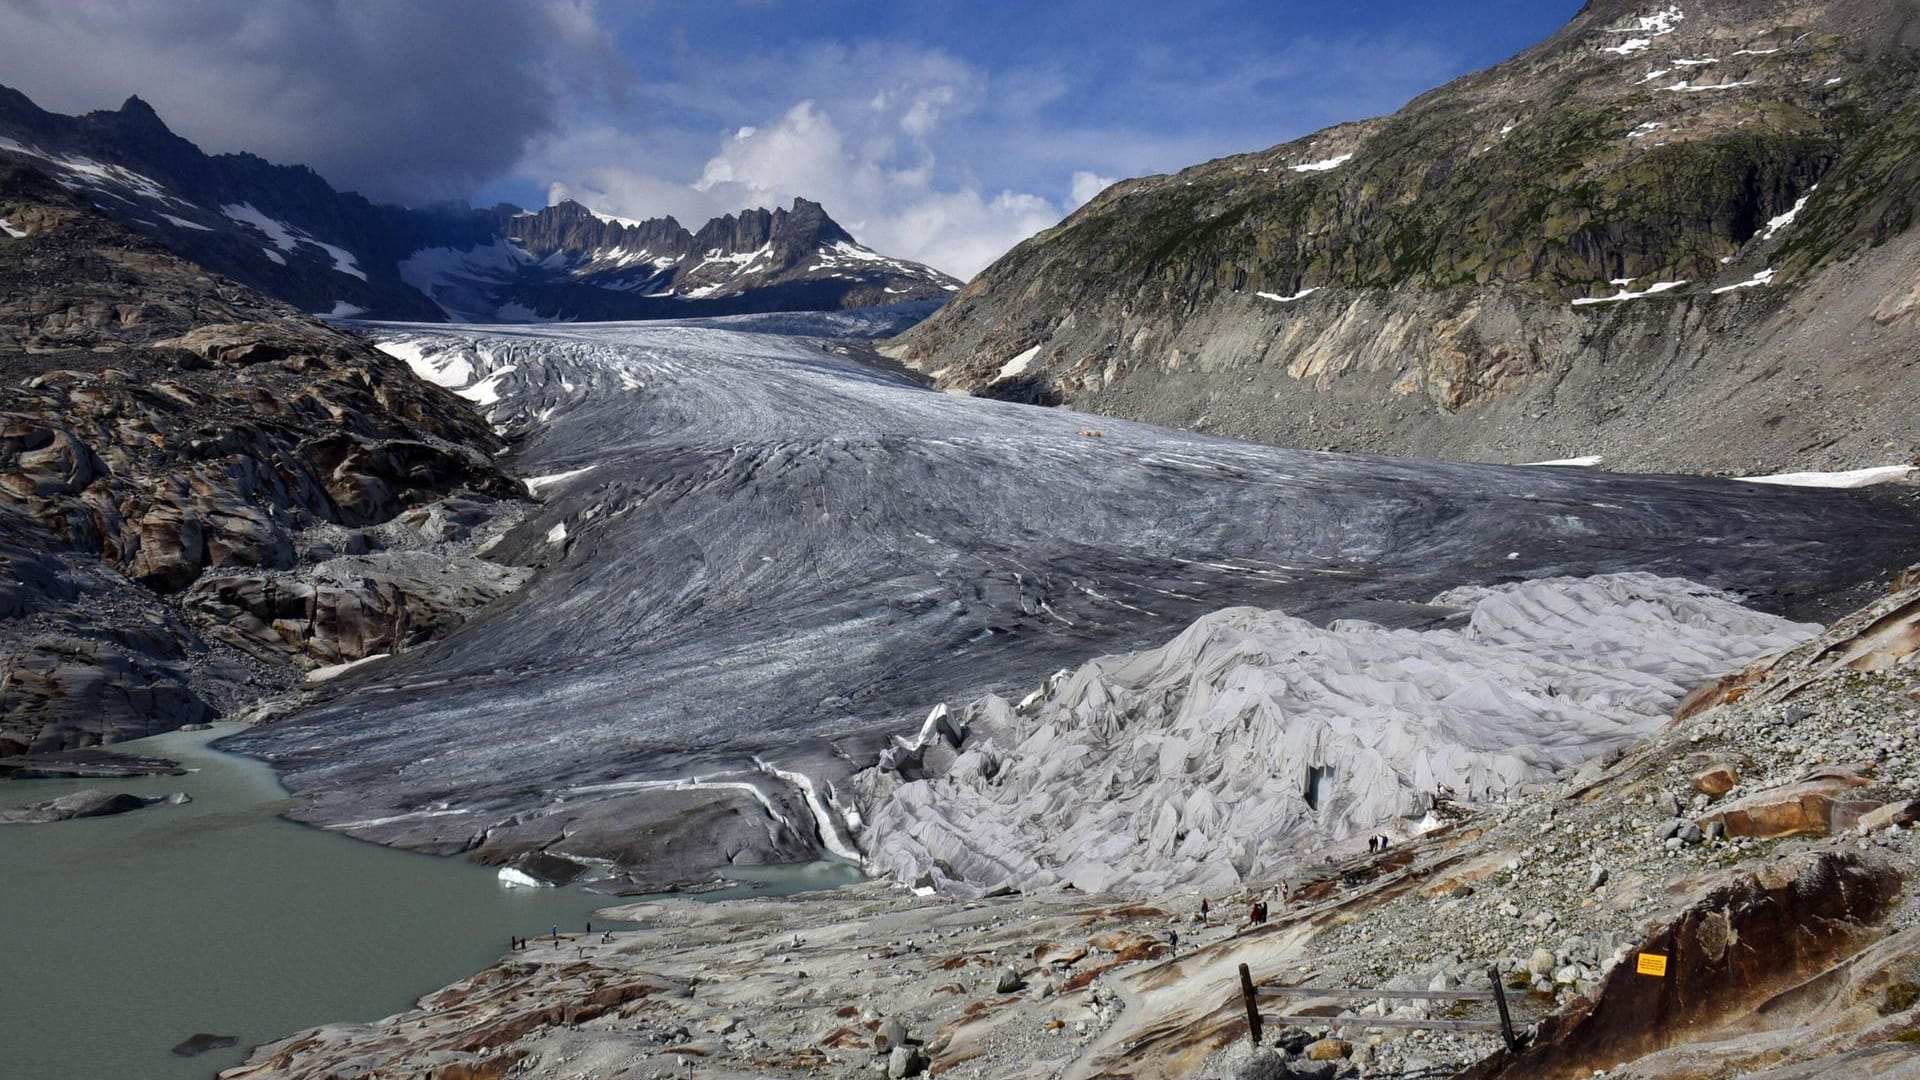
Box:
856, 573, 1816, 896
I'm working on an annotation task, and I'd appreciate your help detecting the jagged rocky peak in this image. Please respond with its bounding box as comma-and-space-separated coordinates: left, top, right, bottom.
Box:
504, 195, 862, 270
498, 199, 685, 254
691, 197, 856, 264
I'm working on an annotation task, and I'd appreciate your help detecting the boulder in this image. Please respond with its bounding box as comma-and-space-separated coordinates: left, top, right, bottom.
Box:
170, 1033, 238, 1057
1858, 799, 1920, 832
1, 637, 213, 753
1529, 948, 1557, 975
887, 1045, 924, 1078
1232, 1049, 1292, 1080
1304, 1037, 1352, 1061
1690, 764, 1741, 798
1698, 770, 1875, 840
994, 967, 1024, 994
0, 788, 182, 824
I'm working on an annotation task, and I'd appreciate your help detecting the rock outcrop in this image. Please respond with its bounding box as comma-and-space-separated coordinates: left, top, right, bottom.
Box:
0, 162, 526, 754
893, 0, 1920, 474
0, 787, 186, 824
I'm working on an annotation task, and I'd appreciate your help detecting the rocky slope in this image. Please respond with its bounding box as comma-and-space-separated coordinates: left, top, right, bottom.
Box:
0, 86, 958, 323
893, 0, 1920, 475
214, 565, 1920, 1080
0, 162, 526, 755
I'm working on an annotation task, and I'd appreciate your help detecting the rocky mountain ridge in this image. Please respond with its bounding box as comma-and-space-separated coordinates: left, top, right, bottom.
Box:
0, 162, 529, 755
0, 86, 957, 324
893, 0, 1920, 475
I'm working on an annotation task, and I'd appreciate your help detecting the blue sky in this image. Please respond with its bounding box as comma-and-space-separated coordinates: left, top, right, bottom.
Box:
0, 0, 1582, 275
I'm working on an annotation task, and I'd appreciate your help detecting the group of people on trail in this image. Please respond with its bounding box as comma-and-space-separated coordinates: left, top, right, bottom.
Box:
1367, 834, 1392, 854
510, 922, 598, 952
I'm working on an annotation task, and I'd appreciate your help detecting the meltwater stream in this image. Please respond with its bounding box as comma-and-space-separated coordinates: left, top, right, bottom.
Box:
0, 725, 859, 1080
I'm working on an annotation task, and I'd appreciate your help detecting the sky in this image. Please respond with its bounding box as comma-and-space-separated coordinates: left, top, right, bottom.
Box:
0, 0, 1583, 278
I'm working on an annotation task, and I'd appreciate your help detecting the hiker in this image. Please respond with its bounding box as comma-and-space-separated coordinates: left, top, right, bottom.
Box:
1167, 928, 1179, 956
1380, 835, 1390, 851
1368, 836, 1378, 854
1200, 898, 1210, 925
586, 922, 591, 934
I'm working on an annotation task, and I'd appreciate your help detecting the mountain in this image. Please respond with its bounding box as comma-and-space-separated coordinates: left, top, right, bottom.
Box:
0, 161, 524, 756
408, 196, 957, 322
0, 86, 958, 323
891, 0, 1920, 475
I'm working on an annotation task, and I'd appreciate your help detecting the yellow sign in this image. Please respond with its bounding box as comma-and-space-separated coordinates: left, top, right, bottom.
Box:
1636, 953, 1669, 977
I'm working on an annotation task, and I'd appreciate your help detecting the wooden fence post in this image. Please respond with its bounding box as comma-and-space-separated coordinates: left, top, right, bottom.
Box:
1487, 965, 1521, 1055
1239, 963, 1263, 1048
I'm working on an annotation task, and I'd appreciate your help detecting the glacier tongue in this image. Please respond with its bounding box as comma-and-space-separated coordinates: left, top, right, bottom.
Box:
855, 573, 1818, 897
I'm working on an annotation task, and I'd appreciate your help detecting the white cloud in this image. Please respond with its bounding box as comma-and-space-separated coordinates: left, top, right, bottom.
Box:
1068, 171, 1118, 209
0, 0, 629, 202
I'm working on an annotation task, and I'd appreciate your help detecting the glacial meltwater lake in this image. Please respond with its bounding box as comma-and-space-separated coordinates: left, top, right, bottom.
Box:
0, 724, 862, 1080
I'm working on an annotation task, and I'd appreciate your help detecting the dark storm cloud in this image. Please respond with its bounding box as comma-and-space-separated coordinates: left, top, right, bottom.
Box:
0, 0, 630, 202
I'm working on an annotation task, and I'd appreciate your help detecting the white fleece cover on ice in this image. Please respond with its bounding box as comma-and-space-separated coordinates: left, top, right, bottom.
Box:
856, 573, 1817, 896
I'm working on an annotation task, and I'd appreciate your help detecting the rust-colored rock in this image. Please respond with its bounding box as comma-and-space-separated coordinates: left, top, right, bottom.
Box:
1697, 770, 1873, 840
1457, 852, 1903, 1080
1690, 764, 1741, 798
1305, 1037, 1352, 1060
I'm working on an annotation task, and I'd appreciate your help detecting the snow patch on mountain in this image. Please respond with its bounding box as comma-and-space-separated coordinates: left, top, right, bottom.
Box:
1257, 287, 1321, 303
1291, 153, 1355, 173
1712, 268, 1775, 294
221, 203, 366, 280
0, 135, 185, 209
1572, 280, 1688, 305
376, 338, 476, 390
1762, 188, 1816, 240
997, 345, 1042, 380
1662, 79, 1753, 93
1601, 5, 1684, 54
398, 239, 537, 321
0, 217, 23, 238
1735, 465, 1915, 489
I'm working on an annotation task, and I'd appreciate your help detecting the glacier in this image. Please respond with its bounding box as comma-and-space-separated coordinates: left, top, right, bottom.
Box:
220, 314, 1920, 888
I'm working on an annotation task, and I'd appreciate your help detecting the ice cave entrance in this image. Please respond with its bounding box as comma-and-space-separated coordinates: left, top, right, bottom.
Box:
1303, 764, 1334, 811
